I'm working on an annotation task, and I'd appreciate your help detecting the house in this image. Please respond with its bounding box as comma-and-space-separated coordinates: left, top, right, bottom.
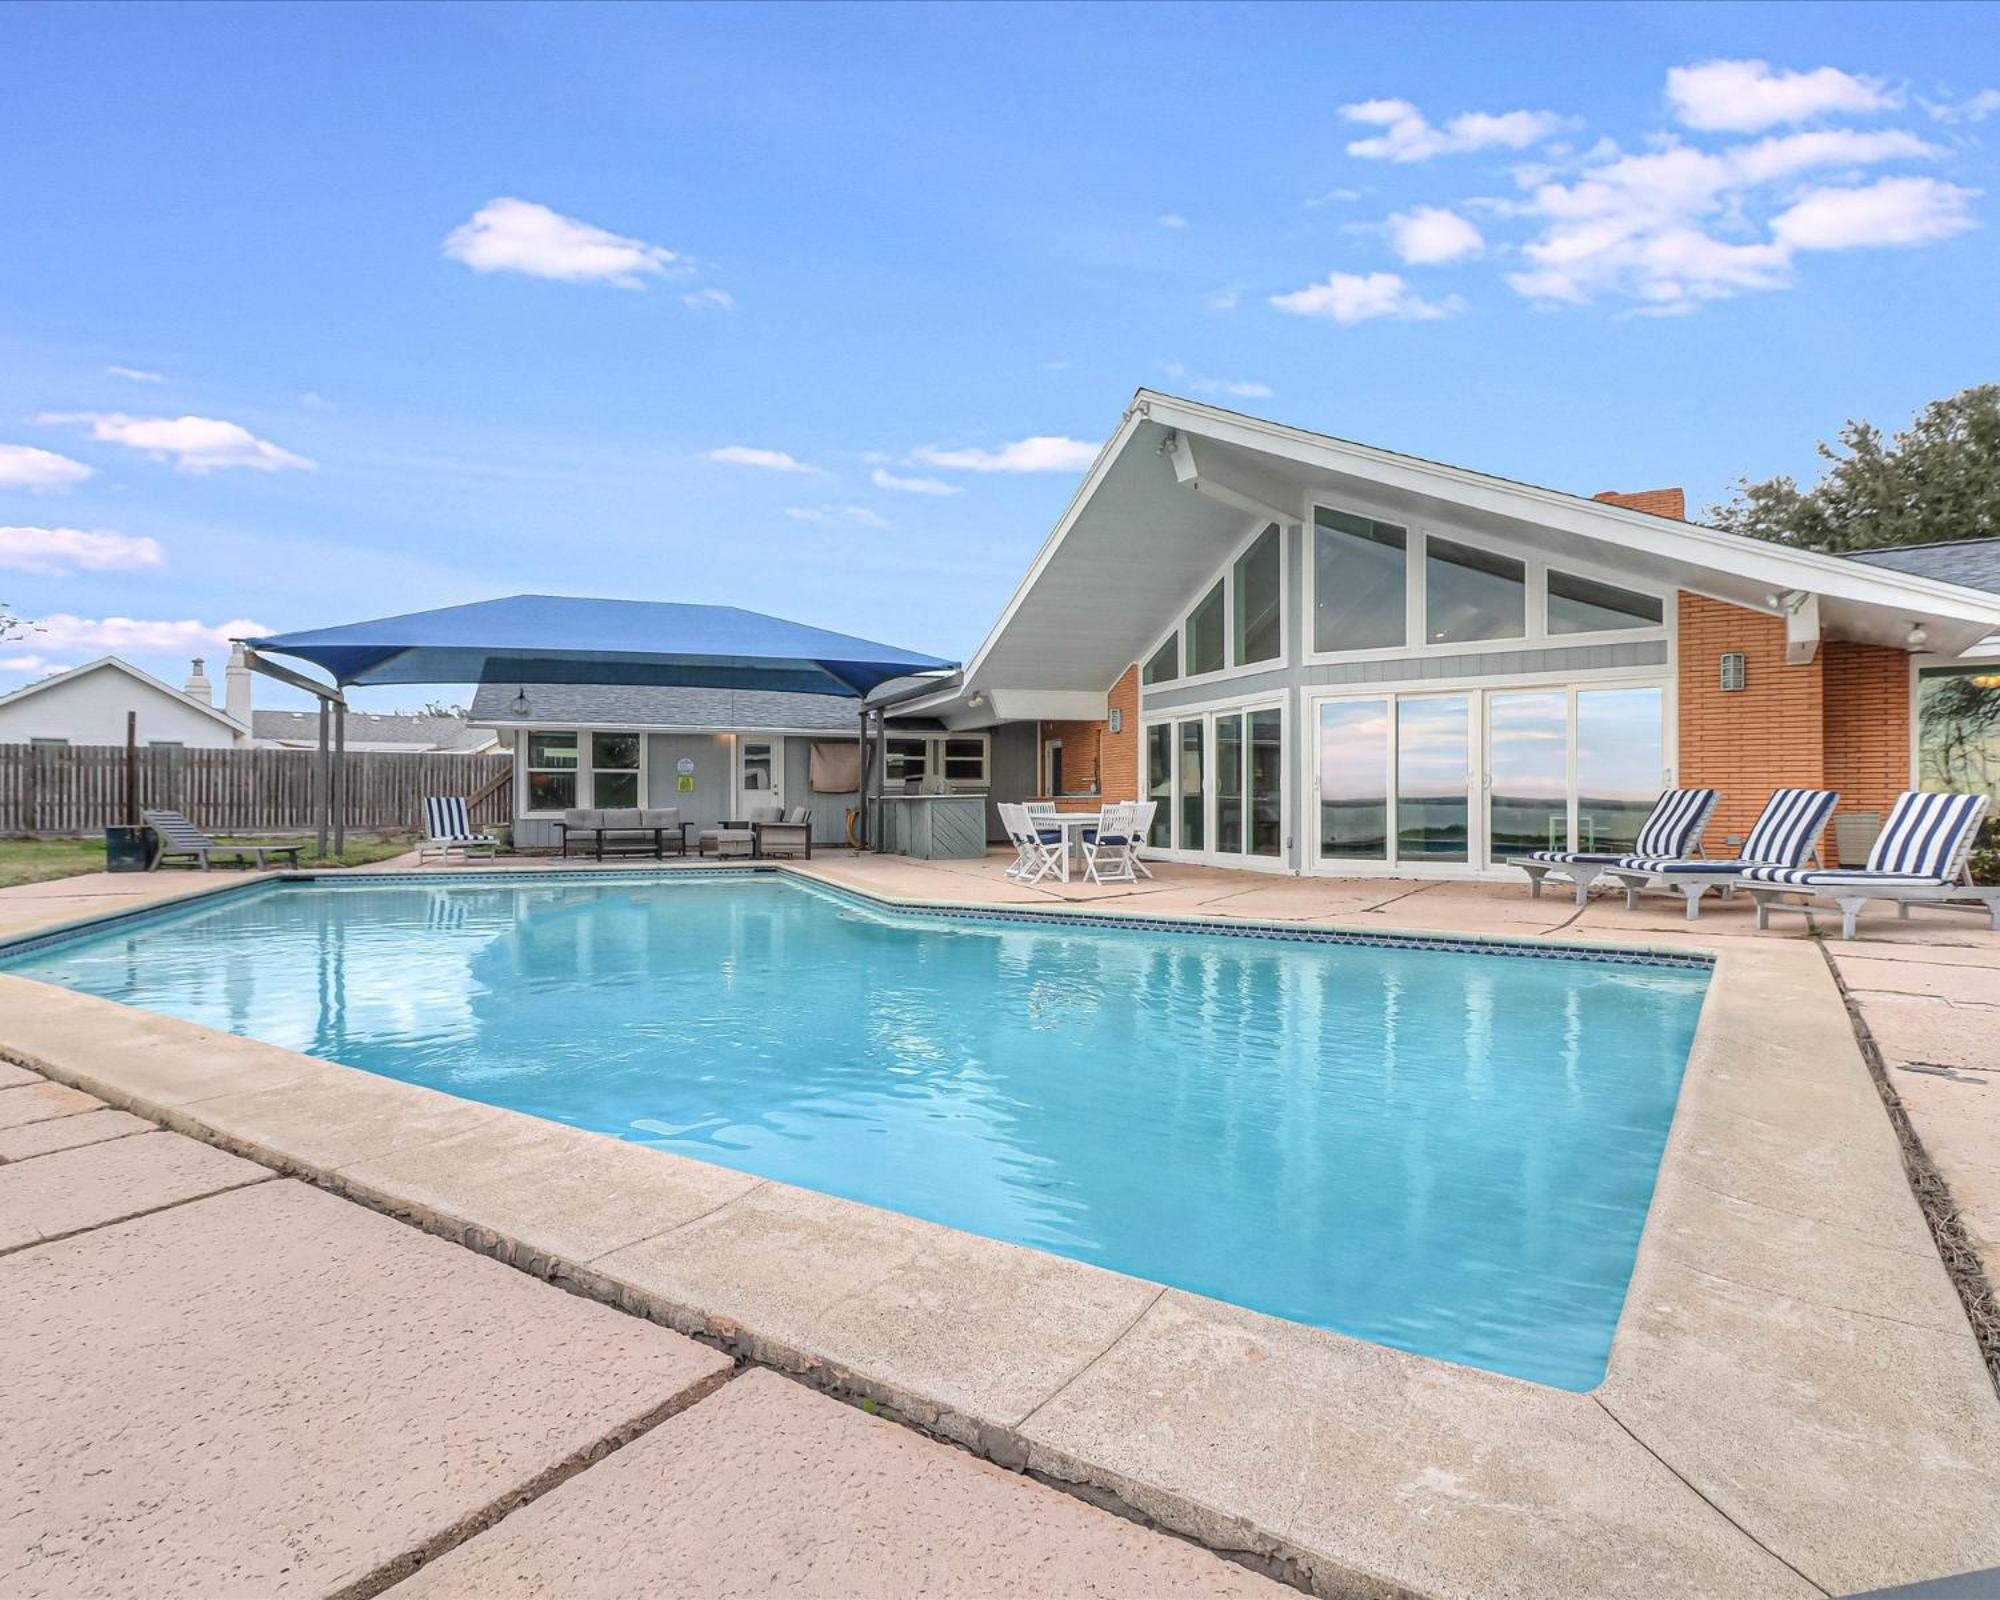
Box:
469, 682, 1009, 850
0, 655, 254, 748
880, 391, 2000, 876
251, 709, 500, 754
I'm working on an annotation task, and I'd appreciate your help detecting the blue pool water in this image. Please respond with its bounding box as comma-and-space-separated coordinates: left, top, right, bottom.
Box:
1, 874, 1708, 1389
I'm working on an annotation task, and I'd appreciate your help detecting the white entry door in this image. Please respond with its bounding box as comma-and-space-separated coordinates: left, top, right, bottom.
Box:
735, 736, 782, 814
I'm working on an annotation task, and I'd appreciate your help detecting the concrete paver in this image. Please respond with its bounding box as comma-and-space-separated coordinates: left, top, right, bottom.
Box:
0, 1105, 153, 1164
0, 1179, 731, 1598
0, 1059, 38, 1090
0, 1078, 102, 1129
0, 1129, 271, 1254
393, 1367, 1287, 1600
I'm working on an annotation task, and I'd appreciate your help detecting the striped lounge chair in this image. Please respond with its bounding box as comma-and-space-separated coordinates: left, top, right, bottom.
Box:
418, 795, 500, 865
1509, 788, 1719, 907
1739, 791, 1999, 940
142, 809, 306, 872
1605, 787, 1838, 921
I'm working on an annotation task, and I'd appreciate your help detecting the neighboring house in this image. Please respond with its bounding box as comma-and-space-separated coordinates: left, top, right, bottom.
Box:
0, 655, 253, 749
251, 709, 500, 754
884, 390, 2000, 876
469, 682, 1007, 849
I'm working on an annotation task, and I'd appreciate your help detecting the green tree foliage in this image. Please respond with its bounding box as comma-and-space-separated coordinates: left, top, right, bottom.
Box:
1710, 385, 2000, 552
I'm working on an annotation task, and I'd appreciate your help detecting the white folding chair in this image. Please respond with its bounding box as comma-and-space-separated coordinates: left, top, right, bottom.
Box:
1129, 800, 1157, 879
1001, 803, 1064, 887
1081, 802, 1141, 885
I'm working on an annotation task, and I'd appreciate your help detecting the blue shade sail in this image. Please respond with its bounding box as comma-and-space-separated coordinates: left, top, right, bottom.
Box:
247, 593, 955, 697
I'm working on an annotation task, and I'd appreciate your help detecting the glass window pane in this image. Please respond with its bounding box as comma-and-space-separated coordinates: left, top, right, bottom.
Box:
1178, 719, 1205, 850
1146, 725, 1174, 847
1215, 714, 1244, 854
885, 737, 928, 782
1232, 525, 1282, 666
1919, 666, 2000, 805
942, 737, 986, 782
1313, 508, 1406, 653
1488, 691, 1569, 862
527, 731, 578, 769
1185, 581, 1225, 676
1397, 698, 1469, 862
1317, 699, 1388, 859
1426, 538, 1525, 644
1249, 708, 1283, 857
527, 771, 576, 810
1143, 636, 1179, 686
594, 770, 639, 808
1548, 570, 1663, 634
591, 732, 641, 770
1575, 687, 1664, 853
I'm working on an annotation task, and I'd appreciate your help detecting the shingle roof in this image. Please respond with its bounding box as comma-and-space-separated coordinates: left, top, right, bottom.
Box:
1841, 539, 2000, 596
251, 709, 494, 751
468, 683, 868, 733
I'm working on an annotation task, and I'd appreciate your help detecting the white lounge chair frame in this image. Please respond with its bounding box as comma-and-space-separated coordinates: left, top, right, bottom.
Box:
1508, 788, 1720, 907
1603, 787, 1837, 921
1739, 792, 1999, 939
418, 795, 500, 865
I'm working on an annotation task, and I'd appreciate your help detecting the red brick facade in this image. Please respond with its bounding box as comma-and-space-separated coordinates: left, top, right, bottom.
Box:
1034, 663, 1141, 811
1593, 487, 1688, 520
1677, 593, 1910, 862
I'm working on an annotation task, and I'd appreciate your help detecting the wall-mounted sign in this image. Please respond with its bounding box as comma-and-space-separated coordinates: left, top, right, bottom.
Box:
677, 774, 695, 793
676, 757, 695, 774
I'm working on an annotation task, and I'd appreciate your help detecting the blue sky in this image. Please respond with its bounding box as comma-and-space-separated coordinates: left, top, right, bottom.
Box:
3, 1, 1996, 710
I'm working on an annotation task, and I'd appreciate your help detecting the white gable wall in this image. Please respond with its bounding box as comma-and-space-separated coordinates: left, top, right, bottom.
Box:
0, 666, 248, 747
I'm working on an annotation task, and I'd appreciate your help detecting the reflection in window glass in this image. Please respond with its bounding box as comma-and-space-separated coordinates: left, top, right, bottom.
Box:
1143, 635, 1179, 686
942, 737, 987, 784
526, 731, 579, 811
1215, 714, 1244, 853
1919, 666, 2000, 806
1547, 570, 1663, 634
1488, 692, 1569, 862
1317, 699, 1388, 859
1397, 698, 1469, 862
1313, 508, 1406, 653
1575, 687, 1663, 852
885, 737, 928, 784
1146, 724, 1173, 847
1185, 581, 1225, 676
1233, 525, 1282, 666
591, 732, 642, 809
1179, 719, 1205, 850
1426, 538, 1525, 644
1249, 708, 1282, 857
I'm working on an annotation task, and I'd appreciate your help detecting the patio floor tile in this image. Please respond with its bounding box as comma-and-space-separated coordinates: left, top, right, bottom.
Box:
0, 1078, 102, 1130
0, 1179, 730, 1598
0, 1130, 271, 1254
0, 1106, 153, 1164
393, 1367, 1286, 1600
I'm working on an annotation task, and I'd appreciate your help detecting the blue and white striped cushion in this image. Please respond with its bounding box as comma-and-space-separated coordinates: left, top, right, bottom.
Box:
424, 795, 475, 841
1619, 856, 1757, 874
1740, 866, 1953, 888
1866, 791, 1989, 877
1739, 788, 1839, 867
1525, 850, 1627, 865
1630, 788, 1719, 859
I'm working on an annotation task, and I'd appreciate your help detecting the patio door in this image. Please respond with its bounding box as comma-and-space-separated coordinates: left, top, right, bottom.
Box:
735, 736, 782, 815
1310, 692, 1473, 870
1141, 704, 1285, 864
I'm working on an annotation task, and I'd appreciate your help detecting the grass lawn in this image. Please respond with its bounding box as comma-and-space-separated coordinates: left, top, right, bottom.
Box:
0, 832, 423, 890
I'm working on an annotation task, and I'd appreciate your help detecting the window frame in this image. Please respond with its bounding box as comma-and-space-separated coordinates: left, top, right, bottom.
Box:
521, 728, 585, 815
1135, 517, 1293, 702
886, 731, 991, 791
1303, 499, 1673, 667
1137, 688, 1290, 874
588, 730, 645, 810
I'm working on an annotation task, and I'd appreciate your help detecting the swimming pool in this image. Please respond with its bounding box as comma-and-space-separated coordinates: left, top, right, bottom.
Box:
1, 873, 1709, 1389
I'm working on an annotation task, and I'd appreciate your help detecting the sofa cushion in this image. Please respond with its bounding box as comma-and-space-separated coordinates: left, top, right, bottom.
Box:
563, 809, 606, 829
638, 808, 681, 829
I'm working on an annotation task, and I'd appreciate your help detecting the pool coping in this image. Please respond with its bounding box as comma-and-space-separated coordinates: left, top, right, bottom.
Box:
3, 866, 1997, 1598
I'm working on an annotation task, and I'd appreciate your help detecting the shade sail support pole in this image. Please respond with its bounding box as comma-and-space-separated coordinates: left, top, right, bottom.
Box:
332, 700, 347, 857
315, 701, 330, 858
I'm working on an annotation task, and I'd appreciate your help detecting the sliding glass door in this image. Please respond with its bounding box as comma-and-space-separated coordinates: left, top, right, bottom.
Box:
1142, 704, 1285, 864
1487, 691, 1568, 862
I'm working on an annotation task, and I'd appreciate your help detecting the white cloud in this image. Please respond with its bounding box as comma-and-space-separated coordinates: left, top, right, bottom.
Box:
1388, 205, 1485, 264
1666, 59, 1899, 133
1771, 175, 1979, 251
36, 413, 312, 474
443, 197, 679, 287
1341, 97, 1567, 162
871, 467, 962, 496
912, 436, 1100, 473
0, 527, 165, 577
0, 444, 93, 491
1927, 88, 2000, 125
105, 365, 165, 383
682, 287, 734, 310
0, 655, 71, 677
1203, 286, 1242, 312
707, 445, 813, 473
1305, 187, 1366, 207
1269, 271, 1464, 324
785, 505, 891, 530
1157, 213, 1189, 229
23, 613, 269, 657
1192, 378, 1274, 399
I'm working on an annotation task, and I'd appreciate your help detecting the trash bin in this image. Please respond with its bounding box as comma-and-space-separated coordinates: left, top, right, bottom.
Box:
104, 824, 152, 873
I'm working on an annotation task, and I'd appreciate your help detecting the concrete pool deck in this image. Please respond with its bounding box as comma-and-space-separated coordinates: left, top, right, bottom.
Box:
2, 854, 1998, 1597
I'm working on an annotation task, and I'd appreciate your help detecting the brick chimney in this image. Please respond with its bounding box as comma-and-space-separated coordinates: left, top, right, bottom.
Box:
1593, 487, 1686, 520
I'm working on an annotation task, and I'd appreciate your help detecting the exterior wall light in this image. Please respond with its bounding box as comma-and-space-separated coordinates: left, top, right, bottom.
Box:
1720, 652, 1747, 693
511, 686, 530, 716
1906, 625, 1929, 649
1108, 707, 1123, 734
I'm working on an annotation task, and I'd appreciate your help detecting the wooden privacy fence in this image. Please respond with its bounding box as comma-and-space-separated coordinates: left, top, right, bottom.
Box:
0, 744, 512, 836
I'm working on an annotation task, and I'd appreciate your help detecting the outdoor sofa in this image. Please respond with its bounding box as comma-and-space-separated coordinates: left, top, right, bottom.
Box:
557, 807, 690, 860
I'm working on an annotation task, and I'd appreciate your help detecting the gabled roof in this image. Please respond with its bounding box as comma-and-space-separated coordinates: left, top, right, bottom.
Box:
0, 655, 249, 734
1844, 538, 2000, 597
248, 594, 956, 698
251, 709, 496, 751
950, 390, 2000, 697
467, 682, 871, 733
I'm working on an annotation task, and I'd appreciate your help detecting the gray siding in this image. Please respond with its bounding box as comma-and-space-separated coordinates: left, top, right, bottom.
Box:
785, 734, 861, 846
984, 721, 1040, 842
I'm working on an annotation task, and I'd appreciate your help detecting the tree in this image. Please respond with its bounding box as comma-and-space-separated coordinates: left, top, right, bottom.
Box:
1710, 385, 2000, 552
414, 698, 468, 719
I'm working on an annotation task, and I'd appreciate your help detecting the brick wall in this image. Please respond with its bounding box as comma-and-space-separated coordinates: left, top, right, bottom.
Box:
1033, 664, 1141, 809
1677, 593, 1912, 862
1594, 487, 1688, 520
